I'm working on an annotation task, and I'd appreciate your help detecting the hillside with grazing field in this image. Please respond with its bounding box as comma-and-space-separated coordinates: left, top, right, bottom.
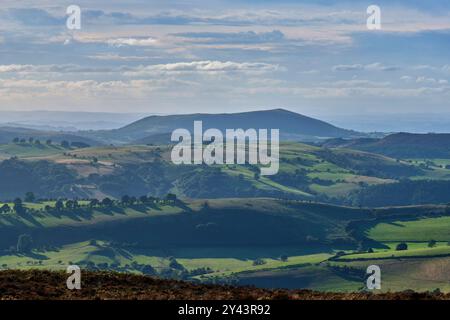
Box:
322, 133, 450, 159
2, 140, 447, 206
0, 197, 449, 292
1, 123, 450, 293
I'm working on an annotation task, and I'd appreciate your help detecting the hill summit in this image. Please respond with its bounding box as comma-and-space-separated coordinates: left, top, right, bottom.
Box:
96, 109, 358, 144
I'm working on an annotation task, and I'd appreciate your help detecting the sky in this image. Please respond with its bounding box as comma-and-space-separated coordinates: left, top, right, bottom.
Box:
0, 0, 449, 121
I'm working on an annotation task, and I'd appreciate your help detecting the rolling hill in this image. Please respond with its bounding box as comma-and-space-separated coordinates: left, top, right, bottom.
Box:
0, 198, 449, 293
0, 126, 103, 146
322, 133, 450, 158
85, 109, 360, 144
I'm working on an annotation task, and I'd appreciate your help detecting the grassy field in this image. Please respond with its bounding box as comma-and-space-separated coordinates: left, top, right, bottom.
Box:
367, 216, 450, 242
0, 199, 449, 292
0, 201, 183, 228
0, 143, 67, 160
0, 240, 331, 276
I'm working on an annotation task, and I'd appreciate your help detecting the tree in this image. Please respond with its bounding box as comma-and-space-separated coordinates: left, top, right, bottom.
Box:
142, 265, 156, 275
139, 195, 148, 204
13, 198, 25, 214
34, 139, 41, 145
428, 239, 437, 248
396, 242, 408, 251
89, 199, 100, 207
55, 199, 64, 211
168, 257, 185, 270
17, 234, 33, 253
252, 258, 266, 266
121, 195, 131, 205
165, 193, 177, 202
28, 137, 34, 144
61, 140, 70, 148
101, 197, 113, 207
279, 255, 288, 262
46, 139, 52, 145
65, 200, 79, 209
0, 204, 11, 213
13, 137, 19, 143
24, 192, 36, 203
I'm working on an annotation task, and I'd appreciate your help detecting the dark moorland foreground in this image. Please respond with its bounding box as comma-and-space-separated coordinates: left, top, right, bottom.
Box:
0, 270, 449, 300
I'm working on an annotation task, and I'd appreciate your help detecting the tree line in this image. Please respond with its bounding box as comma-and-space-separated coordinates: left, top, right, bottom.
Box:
0, 192, 178, 214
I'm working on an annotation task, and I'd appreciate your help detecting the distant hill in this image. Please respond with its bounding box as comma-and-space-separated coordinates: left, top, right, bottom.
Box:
0, 110, 147, 131
322, 133, 450, 158
87, 109, 359, 144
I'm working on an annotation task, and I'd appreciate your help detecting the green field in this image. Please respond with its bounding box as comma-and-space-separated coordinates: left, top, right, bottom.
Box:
368, 216, 450, 242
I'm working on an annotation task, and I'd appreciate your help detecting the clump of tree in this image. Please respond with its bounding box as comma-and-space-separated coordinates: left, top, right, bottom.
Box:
24, 191, 36, 203
0, 203, 11, 213
396, 242, 408, 251
168, 257, 185, 270
13, 198, 26, 214
252, 258, 266, 266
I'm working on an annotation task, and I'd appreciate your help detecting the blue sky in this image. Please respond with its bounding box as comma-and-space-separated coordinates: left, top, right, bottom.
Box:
0, 0, 449, 120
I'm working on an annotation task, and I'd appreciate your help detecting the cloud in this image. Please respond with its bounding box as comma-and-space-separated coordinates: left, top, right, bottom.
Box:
332, 63, 399, 72
416, 76, 448, 85
5, 8, 63, 26
107, 37, 158, 47
123, 60, 281, 76
332, 64, 363, 72
87, 54, 151, 61
172, 30, 285, 44
0, 64, 115, 74
0, 61, 280, 77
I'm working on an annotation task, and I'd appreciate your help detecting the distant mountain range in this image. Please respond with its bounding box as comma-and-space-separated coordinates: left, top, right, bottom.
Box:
86, 109, 360, 144
0, 110, 147, 131
3, 109, 450, 155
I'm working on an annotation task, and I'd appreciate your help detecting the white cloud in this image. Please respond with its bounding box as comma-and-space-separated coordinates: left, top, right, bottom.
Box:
416, 76, 449, 85
107, 37, 158, 47
87, 54, 151, 61
332, 63, 399, 72
123, 60, 281, 76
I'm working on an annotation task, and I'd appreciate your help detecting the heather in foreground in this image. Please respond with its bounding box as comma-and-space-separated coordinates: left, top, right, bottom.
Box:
0, 270, 448, 300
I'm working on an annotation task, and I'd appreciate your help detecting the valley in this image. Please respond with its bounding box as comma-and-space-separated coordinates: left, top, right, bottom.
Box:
1, 109, 450, 294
